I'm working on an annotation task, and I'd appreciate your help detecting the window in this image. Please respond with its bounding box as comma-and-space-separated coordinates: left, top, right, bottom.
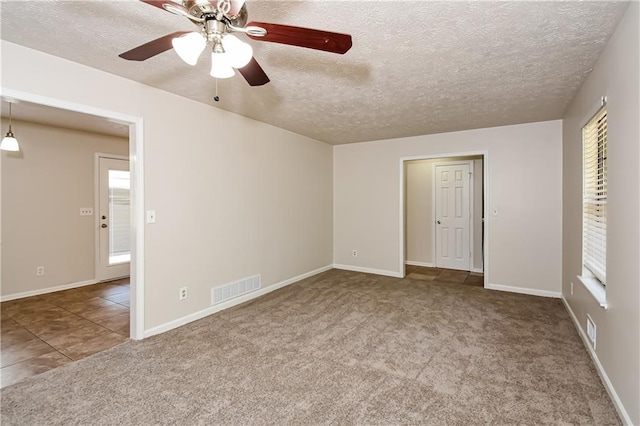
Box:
582, 106, 607, 285
108, 170, 130, 264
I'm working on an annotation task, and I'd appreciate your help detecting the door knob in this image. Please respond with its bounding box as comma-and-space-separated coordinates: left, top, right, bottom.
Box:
101, 224, 107, 228
437, 220, 441, 224
102, 215, 107, 220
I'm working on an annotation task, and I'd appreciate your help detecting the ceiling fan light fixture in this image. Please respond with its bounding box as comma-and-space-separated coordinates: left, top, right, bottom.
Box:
210, 52, 236, 79
172, 32, 206, 66
121, 1, 353, 86
222, 34, 253, 68
1, 102, 20, 152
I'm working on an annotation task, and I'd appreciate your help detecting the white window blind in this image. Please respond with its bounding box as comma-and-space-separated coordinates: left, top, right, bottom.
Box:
583, 107, 607, 284
108, 170, 130, 264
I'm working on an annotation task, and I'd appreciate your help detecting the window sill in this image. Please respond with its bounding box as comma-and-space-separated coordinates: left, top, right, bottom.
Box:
577, 275, 608, 309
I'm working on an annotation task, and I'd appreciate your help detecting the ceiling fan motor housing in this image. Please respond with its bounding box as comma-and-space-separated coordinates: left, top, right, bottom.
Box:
182, 0, 247, 27
183, 0, 217, 16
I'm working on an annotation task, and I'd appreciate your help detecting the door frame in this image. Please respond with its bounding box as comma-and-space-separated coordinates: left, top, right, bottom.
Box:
94, 153, 130, 282
1, 87, 146, 340
399, 151, 488, 286
432, 159, 474, 271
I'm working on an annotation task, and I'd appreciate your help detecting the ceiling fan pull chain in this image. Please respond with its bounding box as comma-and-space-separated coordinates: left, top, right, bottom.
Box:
214, 78, 220, 102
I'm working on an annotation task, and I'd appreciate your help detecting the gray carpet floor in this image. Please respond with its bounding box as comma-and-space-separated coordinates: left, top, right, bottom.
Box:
0, 269, 619, 425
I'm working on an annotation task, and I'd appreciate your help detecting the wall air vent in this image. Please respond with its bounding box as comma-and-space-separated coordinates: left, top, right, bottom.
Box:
211, 274, 261, 306
586, 315, 597, 350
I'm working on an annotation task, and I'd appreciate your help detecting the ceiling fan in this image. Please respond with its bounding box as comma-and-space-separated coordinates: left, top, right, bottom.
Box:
119, 0, 353, 86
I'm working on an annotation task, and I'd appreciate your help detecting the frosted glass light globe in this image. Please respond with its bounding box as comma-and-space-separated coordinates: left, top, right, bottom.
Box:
222, 34, 253, 68
0, 134, 19, 151
172, 32, 206, 66
210, 52, 236, 79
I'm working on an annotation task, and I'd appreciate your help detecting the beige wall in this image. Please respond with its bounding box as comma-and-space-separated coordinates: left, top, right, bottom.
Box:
1, 120, 128, 298
562, 2, 639, 423
1, 41, 333, 330
405, 157, 483, 271
334, 120, 562, 296
405, 160, 432, 265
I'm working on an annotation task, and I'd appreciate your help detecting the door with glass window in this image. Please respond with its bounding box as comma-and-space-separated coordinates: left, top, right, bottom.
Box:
97, 157, 130, 281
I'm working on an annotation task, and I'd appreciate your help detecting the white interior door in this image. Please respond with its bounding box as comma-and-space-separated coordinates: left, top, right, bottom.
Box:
435, 163, 471, 271
97, 157, 130, 281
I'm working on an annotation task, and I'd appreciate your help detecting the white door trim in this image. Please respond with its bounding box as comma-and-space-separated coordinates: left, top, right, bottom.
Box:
399, 151, 488, 287
94, 153, 130, 282
432, 160, 473, 271
0, 87, 146, 340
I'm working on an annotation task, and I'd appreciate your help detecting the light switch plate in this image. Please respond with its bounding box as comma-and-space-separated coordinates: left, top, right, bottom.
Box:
146, 210, 156, 224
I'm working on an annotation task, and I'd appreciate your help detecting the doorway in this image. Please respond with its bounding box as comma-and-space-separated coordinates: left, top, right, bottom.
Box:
400, 152, 487, 282
0, 87, 145, 340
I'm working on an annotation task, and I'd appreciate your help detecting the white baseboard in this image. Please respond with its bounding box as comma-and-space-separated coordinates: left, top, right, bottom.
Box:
332, 264, 403, 278
485, 283, 561, 298
471, 267, 484, 274
144, 265, 333, 338
561, 296, 632, 425
1, 279, 98, 302
405, 261, 435, 268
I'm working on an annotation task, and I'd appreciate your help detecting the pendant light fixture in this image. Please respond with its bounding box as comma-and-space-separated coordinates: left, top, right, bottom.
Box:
1, 102, 20, 152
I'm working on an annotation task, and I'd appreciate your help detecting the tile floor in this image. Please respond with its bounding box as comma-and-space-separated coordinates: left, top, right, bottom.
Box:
1, 278, 130, 388
405, 265, 484, 287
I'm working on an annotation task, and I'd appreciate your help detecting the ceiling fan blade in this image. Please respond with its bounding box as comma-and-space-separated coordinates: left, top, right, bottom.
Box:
246, 22, 352, 54
238, 57, 270, 86
119, 31, 189, 61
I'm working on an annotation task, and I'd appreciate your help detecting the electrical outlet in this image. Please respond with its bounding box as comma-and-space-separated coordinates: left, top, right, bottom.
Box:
80, 207, 93, 216
179, 286, 188, 300
352, 250, 358, 257
36, 266, 45, 276
570, 282, 574, 295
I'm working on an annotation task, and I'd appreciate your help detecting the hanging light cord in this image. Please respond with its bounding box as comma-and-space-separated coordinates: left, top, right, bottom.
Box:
8, 102, 13, 132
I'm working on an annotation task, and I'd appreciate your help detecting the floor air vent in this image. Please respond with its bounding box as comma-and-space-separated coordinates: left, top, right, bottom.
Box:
212, 274, 261, 306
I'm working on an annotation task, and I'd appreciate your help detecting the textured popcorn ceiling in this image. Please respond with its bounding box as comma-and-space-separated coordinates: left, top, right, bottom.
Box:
0, 1, 629, 144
